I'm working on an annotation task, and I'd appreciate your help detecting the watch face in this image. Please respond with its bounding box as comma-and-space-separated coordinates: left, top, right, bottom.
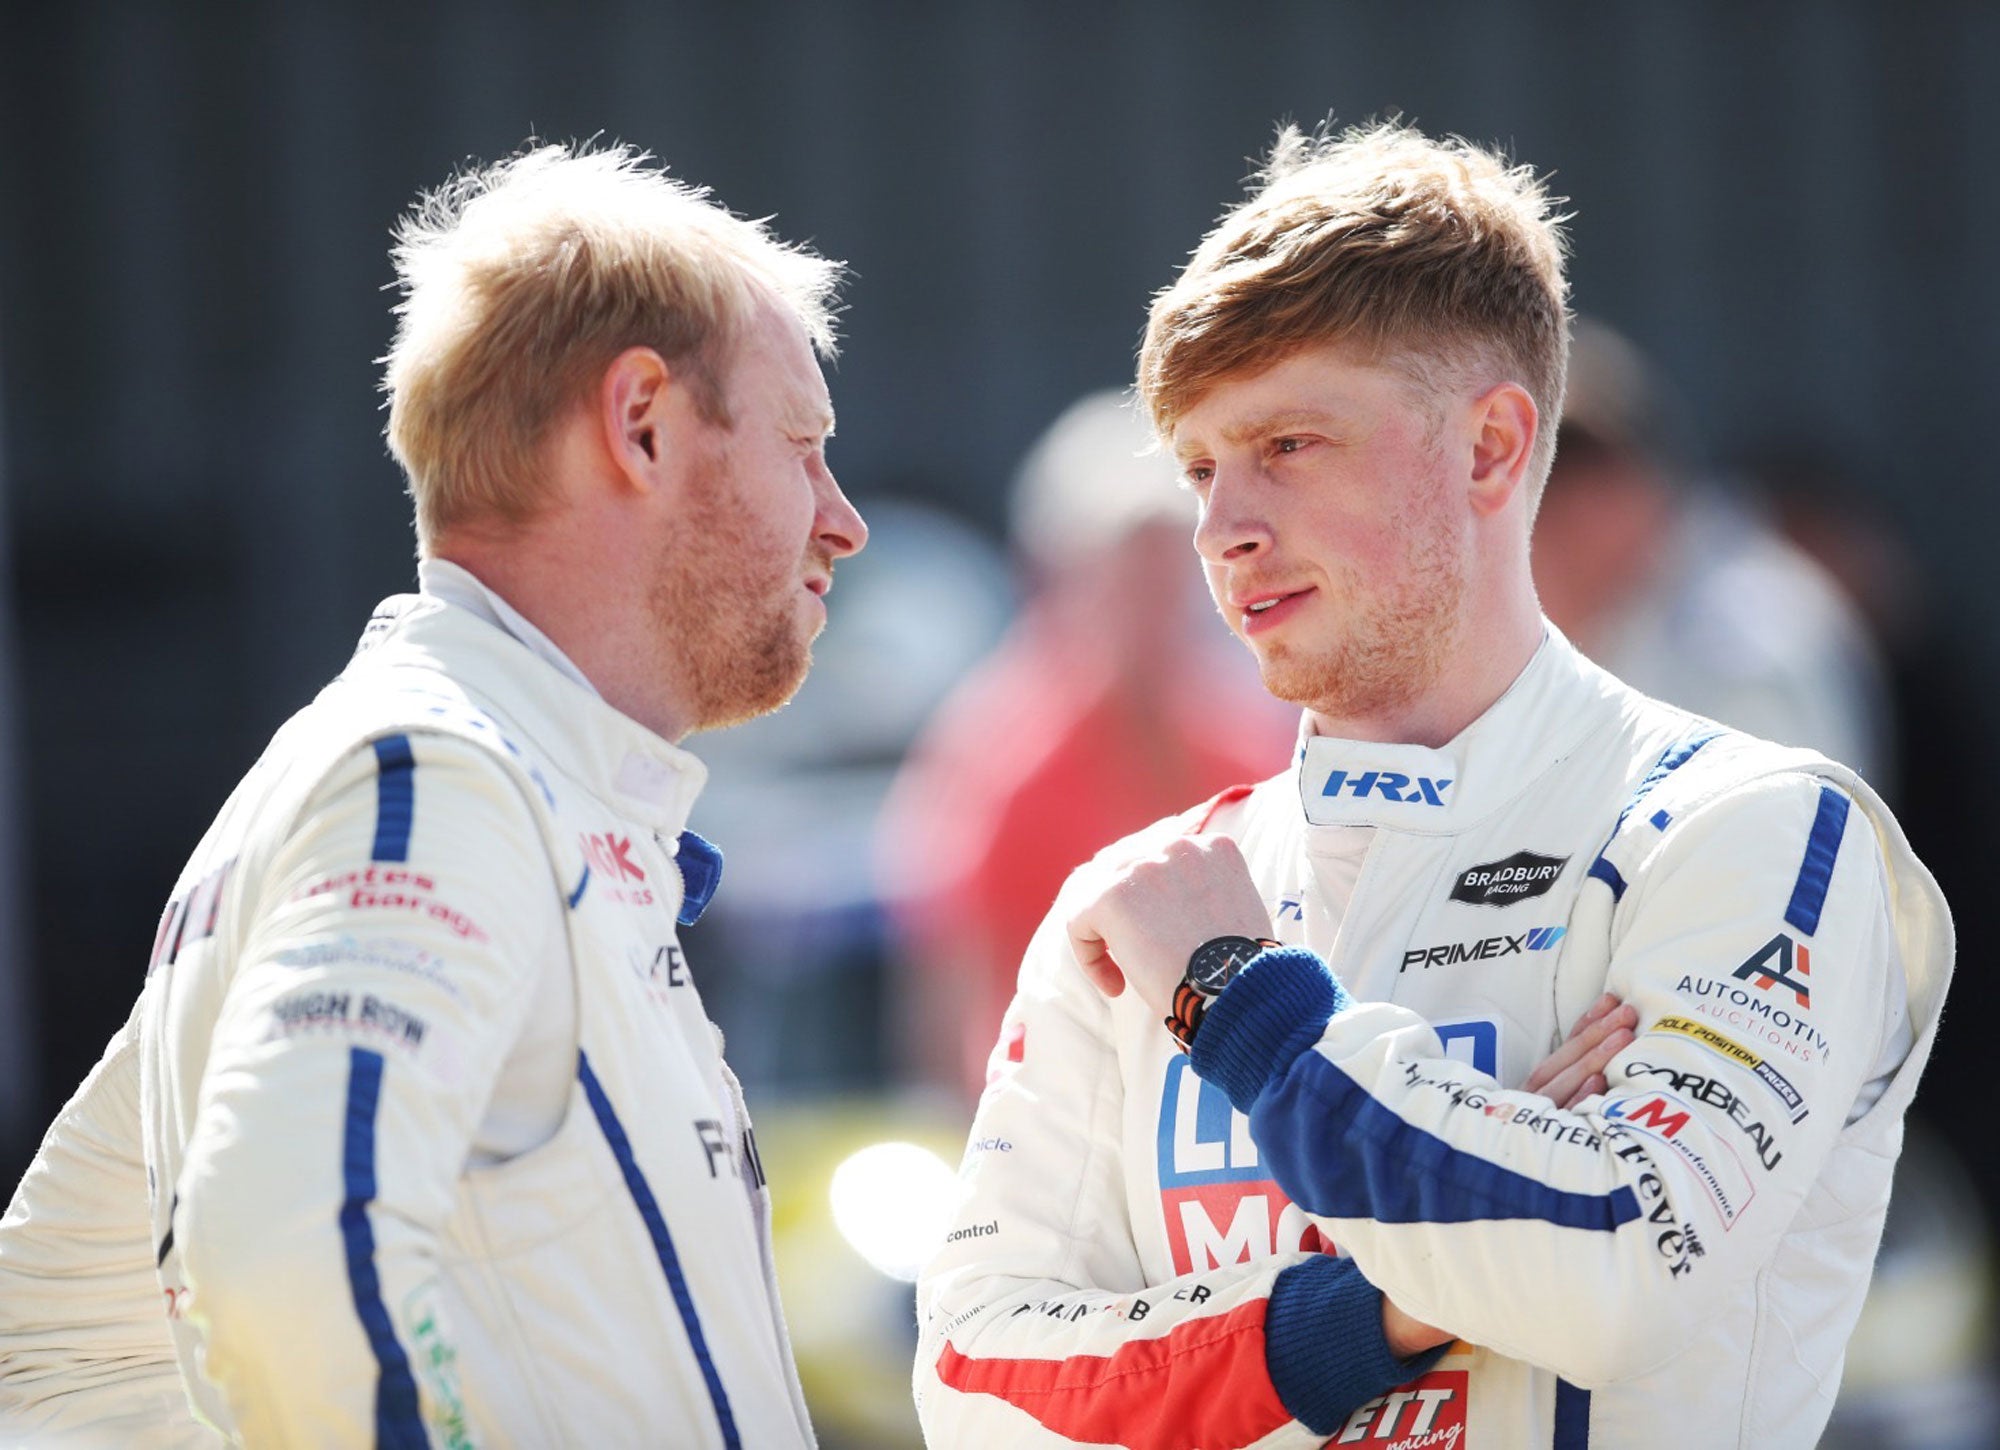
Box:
1188, 936, 1263, 993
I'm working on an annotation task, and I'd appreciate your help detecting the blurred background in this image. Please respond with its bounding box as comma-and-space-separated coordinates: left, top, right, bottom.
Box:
3, 3, 1996, 1445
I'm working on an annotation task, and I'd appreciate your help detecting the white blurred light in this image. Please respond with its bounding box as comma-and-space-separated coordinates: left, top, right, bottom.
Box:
828, 1141, 959, 1282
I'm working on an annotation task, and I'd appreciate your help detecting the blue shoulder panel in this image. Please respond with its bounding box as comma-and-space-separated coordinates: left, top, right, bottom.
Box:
1784, 785, 1850, 937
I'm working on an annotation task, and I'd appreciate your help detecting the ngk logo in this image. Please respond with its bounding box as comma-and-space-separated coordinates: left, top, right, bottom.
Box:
579, 832, 655, 906
1336, 1369, 1467, 1447
581, 833, 646, 883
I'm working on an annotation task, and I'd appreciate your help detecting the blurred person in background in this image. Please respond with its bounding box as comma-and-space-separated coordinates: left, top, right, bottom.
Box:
878, 390, 1294, 1103
1752, 445, 1999, 1448
916, 122, 1952, 1449
0, 142, 864, 1447
1533, 318, 1892, 788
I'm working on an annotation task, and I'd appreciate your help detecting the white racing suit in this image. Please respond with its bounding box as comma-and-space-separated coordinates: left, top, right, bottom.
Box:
916, 628, 1951, 1449
0, 580, 814, 1447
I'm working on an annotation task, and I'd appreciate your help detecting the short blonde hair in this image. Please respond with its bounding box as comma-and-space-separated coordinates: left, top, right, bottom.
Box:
384, 141, 843, 541
1139, 121, 1571, 493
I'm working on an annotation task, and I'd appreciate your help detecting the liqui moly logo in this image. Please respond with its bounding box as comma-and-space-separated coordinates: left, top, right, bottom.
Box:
1155, 1056, 1327, 1274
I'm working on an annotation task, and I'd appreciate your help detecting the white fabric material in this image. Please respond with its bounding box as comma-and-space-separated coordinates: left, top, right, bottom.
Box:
417, 557, 598, 698
916, 626, 1950, 1449
0, 592, 814, 1448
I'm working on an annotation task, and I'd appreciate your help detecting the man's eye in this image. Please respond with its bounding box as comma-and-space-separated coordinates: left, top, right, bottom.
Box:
1274, 437, 1305, 455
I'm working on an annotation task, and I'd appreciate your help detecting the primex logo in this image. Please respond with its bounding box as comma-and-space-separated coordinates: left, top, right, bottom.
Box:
1401, 925, 1566, 972
1335, 1368, 1468, 1448
1732, 933, 1811, 1009
1155, 1056, 1326, 1275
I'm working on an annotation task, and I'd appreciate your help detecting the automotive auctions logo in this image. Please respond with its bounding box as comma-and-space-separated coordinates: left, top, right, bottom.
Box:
1731, 933, 1812, 1009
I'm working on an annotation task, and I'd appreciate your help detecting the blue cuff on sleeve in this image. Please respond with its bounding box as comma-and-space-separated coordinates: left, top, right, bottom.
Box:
1265, 1256, 1452, 1435
1189, 946, 1347, 1115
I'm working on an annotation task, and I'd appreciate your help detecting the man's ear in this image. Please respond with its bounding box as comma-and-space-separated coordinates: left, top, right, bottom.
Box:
1467, 381, 1539, 518
598, 347, 675, 490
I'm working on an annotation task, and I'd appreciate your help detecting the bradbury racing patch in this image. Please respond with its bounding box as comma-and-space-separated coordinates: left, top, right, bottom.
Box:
1449, 851, 1568, 907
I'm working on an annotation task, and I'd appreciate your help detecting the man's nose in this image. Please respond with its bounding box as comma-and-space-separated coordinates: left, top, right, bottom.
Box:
1193, 475, 1271, 564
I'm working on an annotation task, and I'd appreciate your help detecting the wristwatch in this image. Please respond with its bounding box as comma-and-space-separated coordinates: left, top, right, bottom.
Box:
1165, 935, 1281, 1051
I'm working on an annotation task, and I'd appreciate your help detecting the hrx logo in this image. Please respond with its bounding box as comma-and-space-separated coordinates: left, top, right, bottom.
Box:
1732, 933, 1811, 1008
1321, 769, 1452, 806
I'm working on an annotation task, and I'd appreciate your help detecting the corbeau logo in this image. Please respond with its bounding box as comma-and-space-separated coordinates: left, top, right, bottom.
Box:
1623, 1061, 1784, 1170
1732, 933, 1811, 1008
1448, 850, 1568, 907
1401, 925, 1566, 971
1155, 1056, 1327, 1274
1321, 769, 1452, 806
1335, 1369, 1467, 1447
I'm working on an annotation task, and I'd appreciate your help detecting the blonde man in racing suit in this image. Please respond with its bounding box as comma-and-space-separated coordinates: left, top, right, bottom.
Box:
916, 122, 1951, 1449
0, 143, 866, 1445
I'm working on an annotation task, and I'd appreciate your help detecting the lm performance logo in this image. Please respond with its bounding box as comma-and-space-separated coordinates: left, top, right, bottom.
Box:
1732, 933, 1811, 1008
1322, 769, 1452, 806
1155, 1056, 1327, 1275
1603, 1090, 1757, 1228
1335, 1369, 1467, 1447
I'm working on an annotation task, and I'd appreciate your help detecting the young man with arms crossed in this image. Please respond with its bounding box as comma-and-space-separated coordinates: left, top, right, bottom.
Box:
0, 143, 866, 1446
917, 124, 1950, 1448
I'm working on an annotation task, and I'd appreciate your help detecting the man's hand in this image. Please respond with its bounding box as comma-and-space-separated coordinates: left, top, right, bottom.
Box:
1525, 992, 1639, 1109
1067, 834, 1271, 1021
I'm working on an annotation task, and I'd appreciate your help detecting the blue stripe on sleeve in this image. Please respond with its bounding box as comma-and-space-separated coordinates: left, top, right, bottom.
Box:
1249, 1051, 1642, 1232
1586, 730, 1722, 896
578, 1051, 741, 1449
339, 1048, 430, 1448
1586, 856, 1627, 901
370, 735, 417, 862
1555, 1378, 1591, 1446
1784, 785, 1850, 937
